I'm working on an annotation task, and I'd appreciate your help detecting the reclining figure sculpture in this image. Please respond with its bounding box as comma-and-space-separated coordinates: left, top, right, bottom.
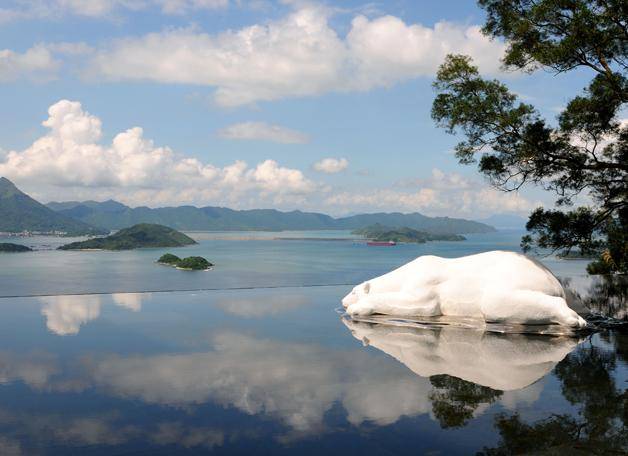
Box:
342, 251, 587, 328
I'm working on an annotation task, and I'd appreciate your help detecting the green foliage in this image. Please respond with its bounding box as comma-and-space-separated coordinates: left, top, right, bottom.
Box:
432, 1, 627, 273
176, 256, 213, 270
353, 224, 466, 243
0, 242, 32, 252
156, 253, 212, 270
480, 0, 628, 76
59, 224, 197, 250
429, 375, 502, 428
157, 253, 181, 265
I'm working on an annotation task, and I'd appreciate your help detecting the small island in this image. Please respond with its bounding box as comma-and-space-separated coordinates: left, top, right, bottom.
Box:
157, 253, 213, 270
157, 253, 181, 265
58, 224, 197, 251
0, 242, 32, 253
353, 224, 466, 243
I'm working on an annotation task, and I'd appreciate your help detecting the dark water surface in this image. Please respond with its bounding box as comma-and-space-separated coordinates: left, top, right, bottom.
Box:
0, 231, 625, 454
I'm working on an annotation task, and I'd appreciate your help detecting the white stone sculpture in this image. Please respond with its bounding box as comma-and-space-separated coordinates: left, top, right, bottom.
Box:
342, 251, 587, 328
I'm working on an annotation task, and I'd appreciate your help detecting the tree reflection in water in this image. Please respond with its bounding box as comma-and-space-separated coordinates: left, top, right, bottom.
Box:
480, 332, 627, 455
429, 375, 502, 428
562, 274, 627, 323
584, 275, 627, 322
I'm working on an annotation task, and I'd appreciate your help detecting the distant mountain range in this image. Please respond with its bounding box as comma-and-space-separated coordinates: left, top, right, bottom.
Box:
0, 178, 106, 235
46, 198, 496, 234
0, 177, 497, 235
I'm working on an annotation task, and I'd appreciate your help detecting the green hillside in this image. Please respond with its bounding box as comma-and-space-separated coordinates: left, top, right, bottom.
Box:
0, 177, 107, 235
58, 223, 197, 250
0, 242, 32, 252
47, 200, 496, 234
353, 225, 466, 243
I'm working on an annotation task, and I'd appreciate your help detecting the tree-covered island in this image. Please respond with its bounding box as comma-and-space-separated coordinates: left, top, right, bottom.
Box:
59, 224, 197, 250
0, 243, 32, 252
353, 224, 466, 243
157, 253, 182, 265
157, 253, 213, 270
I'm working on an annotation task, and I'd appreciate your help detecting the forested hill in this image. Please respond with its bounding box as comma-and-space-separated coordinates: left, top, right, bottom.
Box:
46, 200, 496, 234
58, 224, 196, 251
0, 178, 107, 235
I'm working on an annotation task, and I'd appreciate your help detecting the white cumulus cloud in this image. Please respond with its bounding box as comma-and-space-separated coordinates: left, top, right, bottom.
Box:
0, 45, 59, 82
313, 157, 348, 174
0, 100, 317, 207
0, 101, 541, 217
159, 0, 228, 15
0, 42, 93, 81
325, 168, 540, 217
0, 0, 228, 22
218, 121, 309, 144
87, 5, 505, 106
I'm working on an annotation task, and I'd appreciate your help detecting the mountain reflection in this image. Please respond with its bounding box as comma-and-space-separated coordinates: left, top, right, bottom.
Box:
342, 317, 581, 391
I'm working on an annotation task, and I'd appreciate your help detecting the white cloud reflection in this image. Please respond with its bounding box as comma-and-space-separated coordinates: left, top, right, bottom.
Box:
89, 331, 433, 431
0, 323, 579, 446
214, 294, 309, 317
40, 295, 102, 336
39, 293, 146, 335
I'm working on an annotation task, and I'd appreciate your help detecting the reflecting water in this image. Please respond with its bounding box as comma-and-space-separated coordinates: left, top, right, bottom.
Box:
574, 274, 627, 322
0, 231, 626, 454
0, 286, 625, 455
0, 231, 543, 297
480, 331, 628, 455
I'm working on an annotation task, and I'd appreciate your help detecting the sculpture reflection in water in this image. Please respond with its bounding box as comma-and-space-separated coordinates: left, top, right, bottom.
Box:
342, 316, 583, 429
342, 317, 582, 391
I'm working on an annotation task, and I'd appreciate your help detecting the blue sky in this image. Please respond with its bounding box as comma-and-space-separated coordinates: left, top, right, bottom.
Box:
0, 0, 592, 217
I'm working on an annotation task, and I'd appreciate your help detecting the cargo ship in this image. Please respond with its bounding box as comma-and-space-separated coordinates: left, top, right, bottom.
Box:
367, 240, 396, 246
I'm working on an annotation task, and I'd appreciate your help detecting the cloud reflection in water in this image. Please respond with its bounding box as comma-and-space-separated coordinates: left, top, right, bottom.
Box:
0, 287, 607, 453
39, 293, 146, 335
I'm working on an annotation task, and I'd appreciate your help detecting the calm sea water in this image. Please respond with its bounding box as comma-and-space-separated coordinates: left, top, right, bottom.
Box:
0, 231, 625, 454
0, 230, 593, 297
